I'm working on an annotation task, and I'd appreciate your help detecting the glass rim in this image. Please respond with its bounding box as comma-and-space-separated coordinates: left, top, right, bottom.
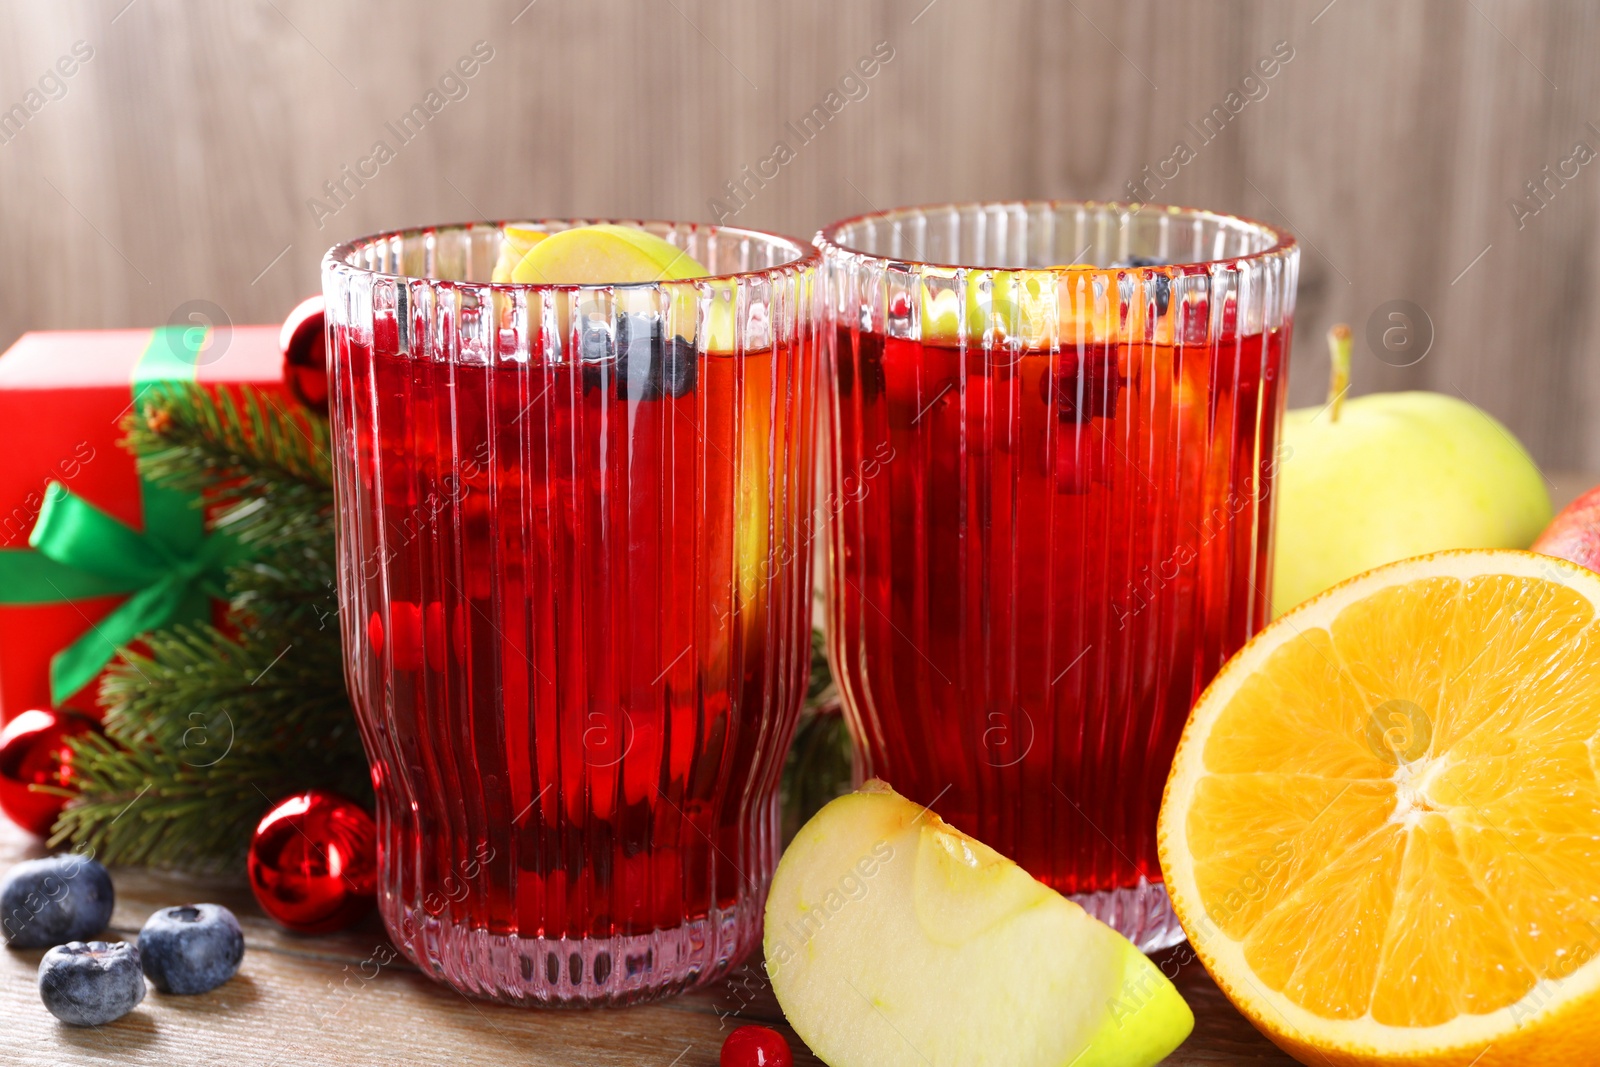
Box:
323, 217, 822, 288
814, 199, 1297, 272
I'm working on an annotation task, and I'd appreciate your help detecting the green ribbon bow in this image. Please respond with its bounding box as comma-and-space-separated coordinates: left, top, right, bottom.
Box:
0, 325, 250, 703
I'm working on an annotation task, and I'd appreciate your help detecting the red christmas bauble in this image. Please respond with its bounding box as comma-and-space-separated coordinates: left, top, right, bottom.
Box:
248, 789, 377, 934
280, 295, 328, 415
0, 709, 100, 837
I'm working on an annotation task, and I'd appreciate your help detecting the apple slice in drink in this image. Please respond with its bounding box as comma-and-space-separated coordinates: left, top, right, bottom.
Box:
916, 265, 1139, 349
490, 224, 548, 283
510, 223, 707, 284
765, 780, 1192, 1067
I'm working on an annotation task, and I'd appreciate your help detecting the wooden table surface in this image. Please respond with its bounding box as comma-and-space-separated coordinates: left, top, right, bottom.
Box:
0, 817, 1295, 1066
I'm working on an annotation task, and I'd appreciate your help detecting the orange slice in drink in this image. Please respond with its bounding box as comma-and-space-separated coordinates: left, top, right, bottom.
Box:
1159, 549, 1600, 1066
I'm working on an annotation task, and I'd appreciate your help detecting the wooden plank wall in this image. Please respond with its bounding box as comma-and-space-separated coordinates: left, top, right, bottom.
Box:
2, 0, 1597, 466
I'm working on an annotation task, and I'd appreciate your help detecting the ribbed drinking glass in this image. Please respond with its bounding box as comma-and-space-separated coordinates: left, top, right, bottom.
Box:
817, 201, 1297, 951
323, 220, 819, 1005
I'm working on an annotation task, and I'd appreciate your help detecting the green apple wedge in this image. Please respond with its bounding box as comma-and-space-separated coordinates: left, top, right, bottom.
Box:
920, 271, 1020, 346
919, 266, 1119, 349
504, 223, 739, 348
1272, 325, 1552, 617
510, 223, 707, 284
765, 781, 1193, 1067
490, 224, 548, 282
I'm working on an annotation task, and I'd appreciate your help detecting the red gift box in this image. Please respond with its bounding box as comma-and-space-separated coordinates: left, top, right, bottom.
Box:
0, 326, 288, 723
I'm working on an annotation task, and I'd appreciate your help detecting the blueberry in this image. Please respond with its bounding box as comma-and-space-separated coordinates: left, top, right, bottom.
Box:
1, 855, 115, 949
138, 903, 244, 995
580, 360, 609, 397
586, 315, 700, 401
1111, 257, 1171, 316
574, 314, 614, 397
659, 336, 697, 398
1149, 274, 1171, 316
577, 315, 613, 364
38, 940, 145, 1026
614, 313, 663, 401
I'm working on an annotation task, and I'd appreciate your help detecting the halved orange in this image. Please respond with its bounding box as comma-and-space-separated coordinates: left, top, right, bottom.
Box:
1159, 550, 1600, 1066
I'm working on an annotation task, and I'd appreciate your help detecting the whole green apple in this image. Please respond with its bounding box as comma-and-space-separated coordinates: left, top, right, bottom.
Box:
1272, 326, 1551, 617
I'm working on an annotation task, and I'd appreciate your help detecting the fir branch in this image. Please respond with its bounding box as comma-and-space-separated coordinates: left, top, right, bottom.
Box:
54, 383, 361, 872
57, 625, 368, 871
57, 733, 334, 872
229, 563, 340, 636
807, 626, 837, 704
127, 382, 333, 549
781, 630, 851, 843
99, 625, 352, 757
779, 705, 853, 846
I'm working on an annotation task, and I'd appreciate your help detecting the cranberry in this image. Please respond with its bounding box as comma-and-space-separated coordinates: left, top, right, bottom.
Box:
1054, 347, 1122, 424
720, 1025, 793, 1067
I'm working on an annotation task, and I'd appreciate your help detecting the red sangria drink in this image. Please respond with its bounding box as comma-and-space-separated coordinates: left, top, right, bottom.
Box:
817, 203, 1298, 951
323, 221, 819, 1005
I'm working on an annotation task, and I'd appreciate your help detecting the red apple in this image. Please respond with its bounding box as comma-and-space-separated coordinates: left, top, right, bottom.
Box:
1534, 485, 1600, 573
